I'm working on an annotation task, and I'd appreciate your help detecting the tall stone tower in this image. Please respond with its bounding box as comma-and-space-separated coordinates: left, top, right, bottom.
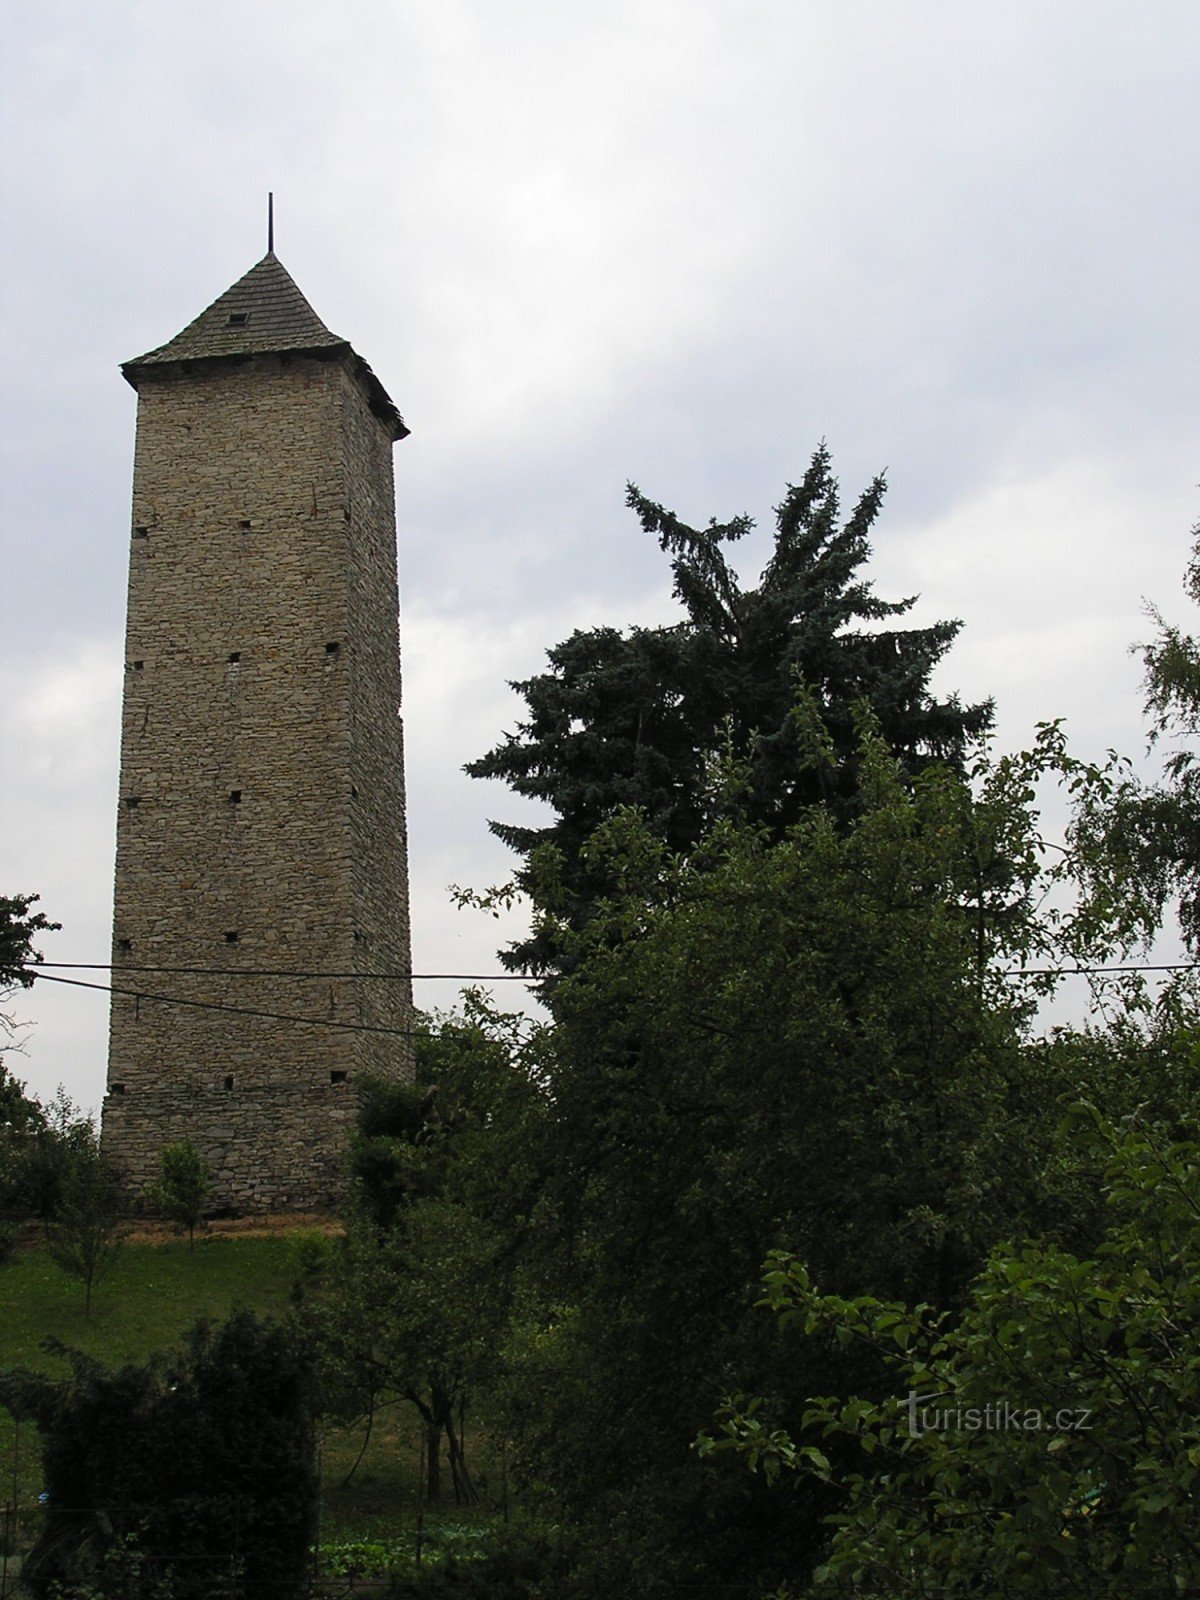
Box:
101, 249, 413, 1211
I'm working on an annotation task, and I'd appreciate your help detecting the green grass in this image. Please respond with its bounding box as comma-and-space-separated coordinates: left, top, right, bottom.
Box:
0, 1231, 506, 1564
0, 1231, 303, 1513
1, 1232, 299, 1368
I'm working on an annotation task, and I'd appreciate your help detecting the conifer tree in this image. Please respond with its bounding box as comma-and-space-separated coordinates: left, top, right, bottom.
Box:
468, 445, 992, 970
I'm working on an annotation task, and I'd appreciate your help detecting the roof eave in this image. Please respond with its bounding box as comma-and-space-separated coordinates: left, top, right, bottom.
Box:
120, 343, 409, 442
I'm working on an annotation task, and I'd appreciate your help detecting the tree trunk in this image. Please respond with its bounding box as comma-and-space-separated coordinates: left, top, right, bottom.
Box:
445, 1414, 479, 1506
432, 1389, 479, 1507
425, 1419, 441, 1503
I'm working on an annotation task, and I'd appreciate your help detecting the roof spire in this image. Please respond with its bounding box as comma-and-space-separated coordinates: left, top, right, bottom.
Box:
268, 192, 274, 255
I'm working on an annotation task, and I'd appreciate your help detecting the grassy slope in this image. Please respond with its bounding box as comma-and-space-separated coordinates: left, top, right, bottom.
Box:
0, 1232, 301, 1512
0, 1232, 498, 1554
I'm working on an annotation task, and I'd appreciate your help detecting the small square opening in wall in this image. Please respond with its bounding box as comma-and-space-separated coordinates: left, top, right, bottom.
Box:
238, 519, 252, 531
110, 1083, 126, 1096
330, 1070, 349, 1085
228, 790, 242, 805
325, 641, 340, 656
223, 1075, 235, 1091
124, 795, 141, 809
118, 937, 132, 952
224, 930, 239, 944
131, 660, 145, 672
228, 651, 241, 664
133, 526, 149, 540
227, 312, 249, 327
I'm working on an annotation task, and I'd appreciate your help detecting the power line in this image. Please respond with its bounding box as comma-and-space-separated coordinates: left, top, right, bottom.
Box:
19, 960, 1200, 1048
23, 958, 1200, 984
30, 961, 535, 982
28, 970, 495, 1040
1008, 961, 1200, 978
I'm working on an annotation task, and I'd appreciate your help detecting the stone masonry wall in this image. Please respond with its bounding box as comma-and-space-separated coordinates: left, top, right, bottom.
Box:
101, 350, 413, 1210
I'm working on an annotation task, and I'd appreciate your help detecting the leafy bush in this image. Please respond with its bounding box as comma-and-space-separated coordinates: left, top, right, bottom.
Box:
318, 1526, 555, 1597
321, 1535, 413, 1577
0, 1309, 317, 1599
287, 1227, 336, 1302
151, 1140, 211, 1250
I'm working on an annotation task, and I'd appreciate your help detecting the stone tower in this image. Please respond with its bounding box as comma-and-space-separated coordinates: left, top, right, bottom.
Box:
101, 250, 413, 1211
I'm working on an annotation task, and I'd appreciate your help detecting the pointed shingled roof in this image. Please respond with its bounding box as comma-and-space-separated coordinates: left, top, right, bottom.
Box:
122, 253, 407, 439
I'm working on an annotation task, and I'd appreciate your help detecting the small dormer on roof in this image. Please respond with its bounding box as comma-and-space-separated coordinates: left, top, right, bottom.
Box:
121, 253, 408, 440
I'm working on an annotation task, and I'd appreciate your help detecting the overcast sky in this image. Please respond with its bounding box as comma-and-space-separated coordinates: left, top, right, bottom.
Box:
1, 1, 1197, 1116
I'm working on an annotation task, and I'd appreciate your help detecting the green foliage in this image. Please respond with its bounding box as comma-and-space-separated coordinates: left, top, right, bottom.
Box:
44, 1128, 126, 1314
706, 1109, 1200, 1597
287, 1225, 336, 1297
0, 1232, 316, 1521
0, 1061, 47, 1214
1, 1081, 101, 1224
320, 1520, 549, 1590
350, 1075, 448, 1229
151, 1139, 211, 1251
0, 1309, 317, 1600
493, 713, 1179, 1595
0, 1060, 45, 1139
467, 447, 992, 971
40, 1528, 176, 1599
310, 1002, 545, 1507
321, 1533, 414, 1576
0, 891, 59, 994
1069, 518, 1200, 950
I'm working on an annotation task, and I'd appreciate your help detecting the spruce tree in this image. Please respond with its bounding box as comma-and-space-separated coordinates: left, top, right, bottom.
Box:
468, 445, 992, 971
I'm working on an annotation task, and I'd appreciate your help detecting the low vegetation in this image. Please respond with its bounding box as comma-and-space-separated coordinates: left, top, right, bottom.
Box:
0, 1225, 518, 1593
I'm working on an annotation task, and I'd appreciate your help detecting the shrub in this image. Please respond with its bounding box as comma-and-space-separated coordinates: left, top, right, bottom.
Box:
0, 1309, 317, 1600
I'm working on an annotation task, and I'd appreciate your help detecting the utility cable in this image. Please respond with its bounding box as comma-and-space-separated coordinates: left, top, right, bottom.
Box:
23, 958, 1200, 983
31, 961, 535, 981
27, 970, 499, 1041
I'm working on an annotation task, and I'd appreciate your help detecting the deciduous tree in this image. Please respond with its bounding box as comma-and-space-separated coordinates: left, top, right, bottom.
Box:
0, 891, 58, 1046
44, 1128, 126, 1313
153, 1138, 211, 1251
497, 718, 1169, 1596
704, 1108, 1200, 1597
308, 1001, 544, 1505
1070, 518, 1200, 950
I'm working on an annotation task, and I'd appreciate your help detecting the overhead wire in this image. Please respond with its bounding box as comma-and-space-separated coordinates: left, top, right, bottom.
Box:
23, 958, 1200, 982
31, 961, 535, 981
26, 970, 530, 1041
17, 957, 1199, 1049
